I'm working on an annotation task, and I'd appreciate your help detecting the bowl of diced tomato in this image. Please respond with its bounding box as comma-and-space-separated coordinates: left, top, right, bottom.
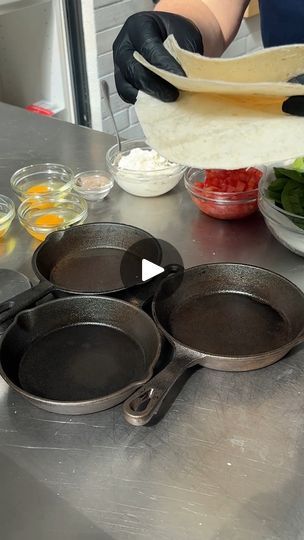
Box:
185, 166, 266, 220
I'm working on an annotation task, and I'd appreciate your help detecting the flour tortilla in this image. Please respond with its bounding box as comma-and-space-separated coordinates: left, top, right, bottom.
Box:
165, 35, 304, 82
135, 91, 304, 169
135, 36, 304, 168
134, 36, 304, 97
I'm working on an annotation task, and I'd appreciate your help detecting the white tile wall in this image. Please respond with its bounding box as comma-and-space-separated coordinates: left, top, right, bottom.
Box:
223, 15, 262, 58
95, 0, 153, 138
95, 4, 263, 138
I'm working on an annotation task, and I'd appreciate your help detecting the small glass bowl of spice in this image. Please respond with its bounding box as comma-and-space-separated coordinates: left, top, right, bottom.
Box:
73, 170, 114, 201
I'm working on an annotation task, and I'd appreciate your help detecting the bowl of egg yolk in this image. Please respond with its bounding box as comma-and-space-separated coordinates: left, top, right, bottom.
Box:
0, 195, 15, 239
18, 193, 88, 241
11, 163, 75, 201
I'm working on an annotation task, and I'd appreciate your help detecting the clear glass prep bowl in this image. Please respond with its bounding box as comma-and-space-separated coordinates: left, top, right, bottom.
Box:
11, 163, 75, 201
18, 193, 88, 241
185, 166, 266, 220
74, 170, 114, 201
258, 172, 304, 257
0, 195, 15, 238
106, 139, 186, 197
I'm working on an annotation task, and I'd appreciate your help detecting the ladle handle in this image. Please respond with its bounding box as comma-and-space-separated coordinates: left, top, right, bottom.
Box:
123, 353, 196, 426
100, 80, 121, 152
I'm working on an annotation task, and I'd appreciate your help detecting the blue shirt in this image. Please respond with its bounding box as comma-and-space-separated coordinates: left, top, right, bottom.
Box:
259, 0, 304, 47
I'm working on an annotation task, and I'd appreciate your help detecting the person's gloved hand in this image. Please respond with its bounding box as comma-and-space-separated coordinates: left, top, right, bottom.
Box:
283, 74, 304, 116
113, 11, 204, 104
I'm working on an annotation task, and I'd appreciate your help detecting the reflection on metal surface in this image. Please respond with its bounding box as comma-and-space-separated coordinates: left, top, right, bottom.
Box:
190, 212, 272, 264
0, 235, 17, 258
30, 238, 40, 251
0, 269, 31, 304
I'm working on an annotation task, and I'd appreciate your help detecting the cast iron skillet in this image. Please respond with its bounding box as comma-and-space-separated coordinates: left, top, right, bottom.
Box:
0, 296, 161, 414
0, 222, 162, 324
124, 263, 304, 426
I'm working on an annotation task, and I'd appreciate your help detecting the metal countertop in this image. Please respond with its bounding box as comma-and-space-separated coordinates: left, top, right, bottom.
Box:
0, 103, 304, 540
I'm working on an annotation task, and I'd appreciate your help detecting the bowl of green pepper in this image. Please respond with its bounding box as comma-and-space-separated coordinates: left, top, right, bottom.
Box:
259, 158, 304, 257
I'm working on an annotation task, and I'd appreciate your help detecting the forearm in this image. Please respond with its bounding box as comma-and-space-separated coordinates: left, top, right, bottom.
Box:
155, 0, 249, 56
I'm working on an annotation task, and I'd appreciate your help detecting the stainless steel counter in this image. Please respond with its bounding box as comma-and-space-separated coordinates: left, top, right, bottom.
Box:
1, 103, 304, 540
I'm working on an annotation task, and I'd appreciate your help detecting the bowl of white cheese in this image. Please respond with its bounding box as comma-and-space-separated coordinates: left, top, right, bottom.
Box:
106, 139, 186, 197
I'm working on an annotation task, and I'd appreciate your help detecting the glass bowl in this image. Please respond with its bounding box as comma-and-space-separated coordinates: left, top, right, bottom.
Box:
0, 195, 15, 238
74, 170, 114, 201
18, 193, 88, 241
259, 172, 304, 257
11, 163, 75, 201
106, 139, 186, 197
185, 167, 266, 220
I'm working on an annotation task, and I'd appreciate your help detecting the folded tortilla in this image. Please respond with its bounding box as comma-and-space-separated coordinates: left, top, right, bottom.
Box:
134, 36, 304, 97
135, 37, 304, 169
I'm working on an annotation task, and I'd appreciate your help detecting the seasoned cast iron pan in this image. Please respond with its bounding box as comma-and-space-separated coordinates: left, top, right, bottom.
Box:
0, 222, 162, 324
124, 263, 304, 426
0, 296, 161, 414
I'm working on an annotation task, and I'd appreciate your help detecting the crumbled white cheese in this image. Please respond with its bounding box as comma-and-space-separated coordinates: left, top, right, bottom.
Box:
113, 147, 184, 197
117, 148, 175, 172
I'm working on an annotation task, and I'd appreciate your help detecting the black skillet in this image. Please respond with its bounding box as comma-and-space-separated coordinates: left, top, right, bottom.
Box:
0, 222, 163, 324
123, 263, 304, 426
0, 296, 161, 414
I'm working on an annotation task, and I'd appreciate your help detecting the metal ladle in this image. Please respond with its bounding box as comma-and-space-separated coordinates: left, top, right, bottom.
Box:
100, 80, 122, 152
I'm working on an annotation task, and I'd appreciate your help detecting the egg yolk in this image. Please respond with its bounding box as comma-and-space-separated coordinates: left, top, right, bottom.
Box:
26, 184, 50, 195
35, 214, 64, 227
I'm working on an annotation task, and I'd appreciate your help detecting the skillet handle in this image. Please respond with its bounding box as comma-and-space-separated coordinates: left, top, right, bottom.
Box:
121, 263, 183, 309
123, 352, 196, 426
0, 281, 54, 324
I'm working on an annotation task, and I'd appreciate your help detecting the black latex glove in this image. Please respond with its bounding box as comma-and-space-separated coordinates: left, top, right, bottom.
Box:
283, 74, 304, 116
113, 11, 204, 104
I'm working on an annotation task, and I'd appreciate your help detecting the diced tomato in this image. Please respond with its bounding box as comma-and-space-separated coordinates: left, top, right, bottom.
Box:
202, 167, 262, 194
236, 180, 246, 192
190, 167, 262, 220
192, 196, 258, 220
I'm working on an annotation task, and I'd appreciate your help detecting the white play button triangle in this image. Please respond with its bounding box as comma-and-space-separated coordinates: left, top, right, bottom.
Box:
142, 258, 164, 282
